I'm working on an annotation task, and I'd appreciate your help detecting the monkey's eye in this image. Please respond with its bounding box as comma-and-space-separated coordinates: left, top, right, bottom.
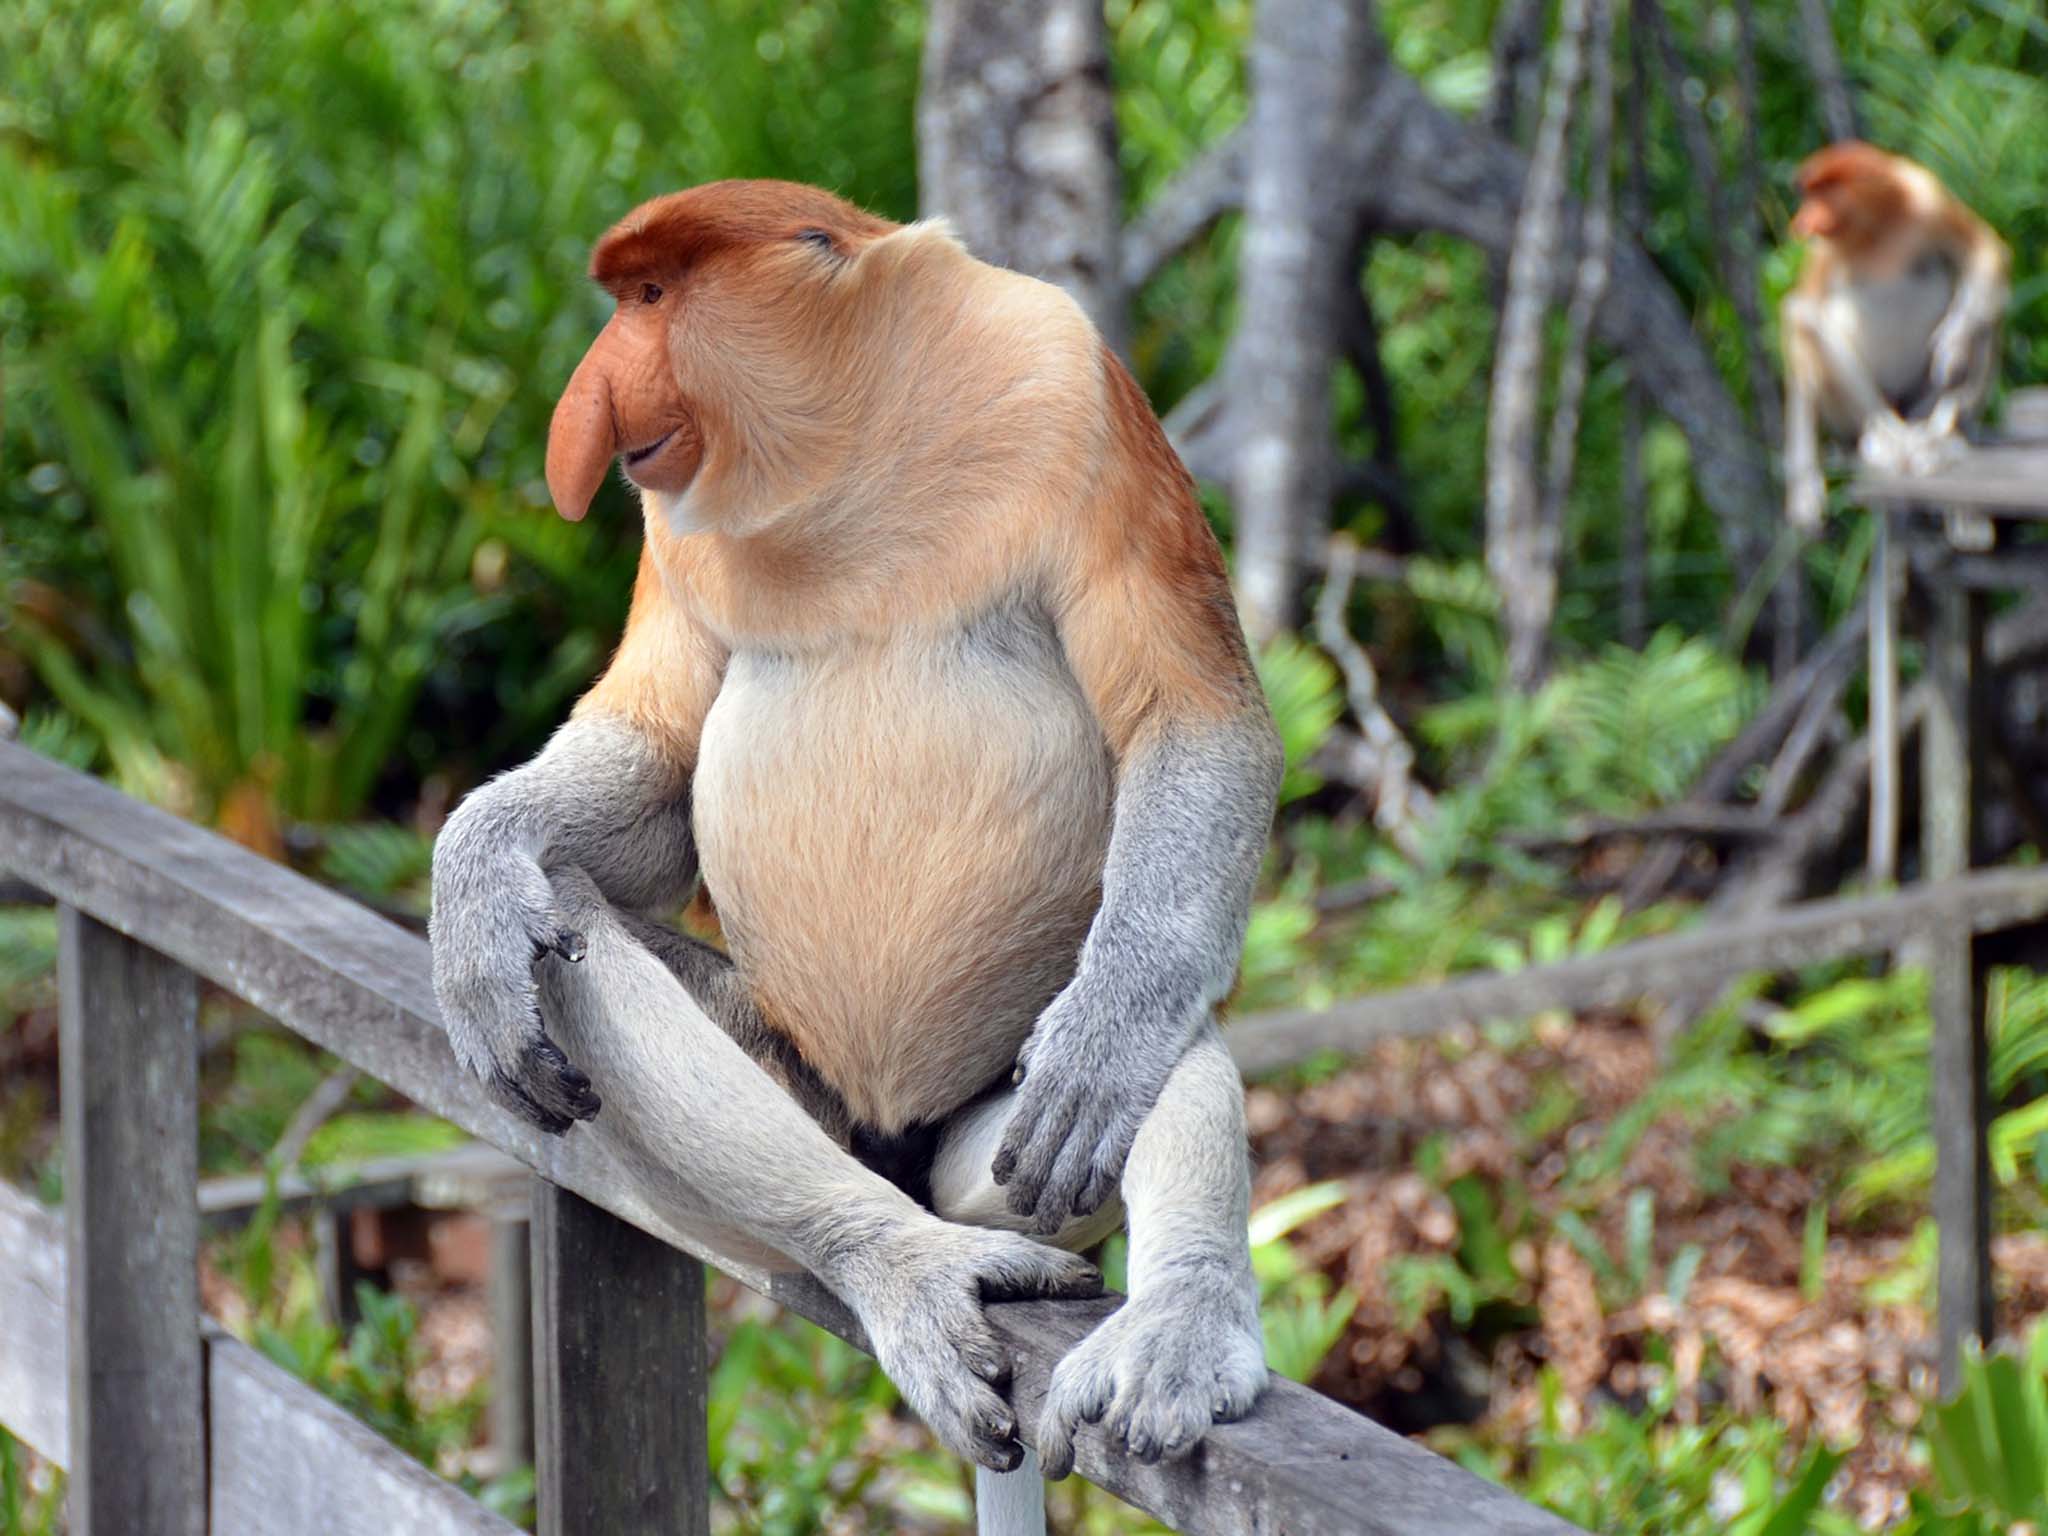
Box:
639, 282, 663, 305
796, 229, 836, 255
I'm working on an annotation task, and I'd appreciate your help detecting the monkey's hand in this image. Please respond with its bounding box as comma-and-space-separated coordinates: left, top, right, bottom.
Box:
992, 982, 1190, 1235
430, 815, 603, 1135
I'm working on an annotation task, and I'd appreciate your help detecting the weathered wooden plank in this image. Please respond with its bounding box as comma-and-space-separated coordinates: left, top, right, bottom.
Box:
0, 740, 1596, 1534
983, 1294, 1580, 1536
208, 1333, 522, 1536
0, 1183, 517, 1536
0, 741, 784, 1294
1923, 581, 1994, 1388
197, 1142, 527, 1231
1907, 541, 2048, 592
0, 1184, 68, 1461
1854, 444, 2048, 514
1226, 865, 2048, 1075
59, 909, 204, 1536
533, 1180, 710, 1536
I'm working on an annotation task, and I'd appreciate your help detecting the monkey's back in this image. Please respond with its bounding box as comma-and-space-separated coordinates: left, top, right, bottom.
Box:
692, 598, 1114, 1134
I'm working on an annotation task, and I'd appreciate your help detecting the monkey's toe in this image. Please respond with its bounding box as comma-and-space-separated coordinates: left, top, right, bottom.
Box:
1037, 1267, 1266, 1479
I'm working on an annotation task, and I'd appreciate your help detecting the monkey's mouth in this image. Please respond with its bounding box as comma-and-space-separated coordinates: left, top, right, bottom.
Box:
623, 430, 677, 467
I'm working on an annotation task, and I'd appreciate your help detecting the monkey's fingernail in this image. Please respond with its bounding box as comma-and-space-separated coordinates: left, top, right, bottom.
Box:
1010, 1062, 1026, 1087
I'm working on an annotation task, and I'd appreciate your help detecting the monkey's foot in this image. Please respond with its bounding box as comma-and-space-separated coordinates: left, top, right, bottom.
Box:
1859, 416, 1963, 478
1036, 1257, 1267, 1480
841, 1223, 1102, 1473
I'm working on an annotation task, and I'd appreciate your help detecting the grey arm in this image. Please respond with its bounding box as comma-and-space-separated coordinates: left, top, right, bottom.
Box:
429, 714, 697, 1131
992, 713, 1282, 1232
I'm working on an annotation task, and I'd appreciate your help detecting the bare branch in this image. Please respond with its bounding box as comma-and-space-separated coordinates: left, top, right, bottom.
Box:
1313, 535, 1437, 856
1487, 0, 1593, 692
270, 1066, 362, 1175
1120, 131, 1247, 293
1637, 0, 1779, 442
1131, 1, 1776, 590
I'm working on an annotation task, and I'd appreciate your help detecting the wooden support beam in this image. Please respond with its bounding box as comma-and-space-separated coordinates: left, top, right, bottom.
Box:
532, 1179, 710, 1536
1923, 581, 1994, 1386
490, 1202, 535, 1472
58, 910, 204, 1536
1226, 865, 2048, 1076
1868, 507, 1901, 885
0, 1183, 521, 1536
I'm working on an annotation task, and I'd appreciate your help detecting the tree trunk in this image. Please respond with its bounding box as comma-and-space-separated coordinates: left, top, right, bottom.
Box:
1229, 0, 1377, 643
917, 0, 1126, 347
1797, 0, 1860, 143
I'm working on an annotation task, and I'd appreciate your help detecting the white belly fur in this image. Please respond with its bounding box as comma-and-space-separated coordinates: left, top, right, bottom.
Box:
1822, 257, 1955, 415
692, 602, 1113, 1132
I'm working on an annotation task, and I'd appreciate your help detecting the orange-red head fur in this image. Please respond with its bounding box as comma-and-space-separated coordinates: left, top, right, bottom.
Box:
564, 178, 1260, 755
545, 181, 899, 523
1791, 141, 1916, 249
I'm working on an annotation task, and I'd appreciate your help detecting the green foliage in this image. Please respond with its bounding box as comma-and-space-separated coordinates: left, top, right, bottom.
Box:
0, 1430, 62, 1536
1422, 628, 1762, 836
1255, 633, 1345, 808
0, 0, 923, 821
1907, 1321, 2048, 1531
1445, 1366, 1863, 1536
1247, 1181, 1361, 1381
319, 820, 437, 916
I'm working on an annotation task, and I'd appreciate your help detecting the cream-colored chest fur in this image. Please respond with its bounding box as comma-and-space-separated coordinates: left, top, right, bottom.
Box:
692, 601, 1113, 1133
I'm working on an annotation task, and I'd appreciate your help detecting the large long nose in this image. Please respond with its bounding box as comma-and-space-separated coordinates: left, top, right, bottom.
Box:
545, 323, 623, 522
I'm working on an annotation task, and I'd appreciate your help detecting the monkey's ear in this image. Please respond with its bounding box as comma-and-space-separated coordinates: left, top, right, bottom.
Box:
546, 322, 623, 523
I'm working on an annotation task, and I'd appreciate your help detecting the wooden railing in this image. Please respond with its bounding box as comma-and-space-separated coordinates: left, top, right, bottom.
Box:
0, 737, 1587, 1536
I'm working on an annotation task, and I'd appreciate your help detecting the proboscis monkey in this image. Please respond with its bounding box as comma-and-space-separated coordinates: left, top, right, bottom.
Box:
1781, 140, 2010, 543
429, 181, 1281, 1480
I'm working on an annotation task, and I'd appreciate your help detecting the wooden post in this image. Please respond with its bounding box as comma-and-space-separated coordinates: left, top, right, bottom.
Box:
1867, 508, 1901, 885
1922, 579, 1993, 1387
977, 1449, 1047, 1536
490, 1203, 534, 1471
316, 1208, 372, 1330
531, 1178, 710, 1536
58, 909, 204, 1536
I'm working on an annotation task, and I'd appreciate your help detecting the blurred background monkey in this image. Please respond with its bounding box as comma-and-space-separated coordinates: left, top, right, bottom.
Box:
1781, 140, 2010, 544
430, 181, 1282, 1483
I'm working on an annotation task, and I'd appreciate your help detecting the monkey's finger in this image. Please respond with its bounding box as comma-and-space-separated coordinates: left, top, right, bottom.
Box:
990, 1102, 1041, 1185
959, 1336, 1012, 1390
999, 1100, 1082, 1215
967, 1401, 1024, 1473
533, 927, 588, 964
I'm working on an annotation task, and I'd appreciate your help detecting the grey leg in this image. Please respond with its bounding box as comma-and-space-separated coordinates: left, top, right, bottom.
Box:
530, 869, 1101, 1470
937, 1023, 1266, 1480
